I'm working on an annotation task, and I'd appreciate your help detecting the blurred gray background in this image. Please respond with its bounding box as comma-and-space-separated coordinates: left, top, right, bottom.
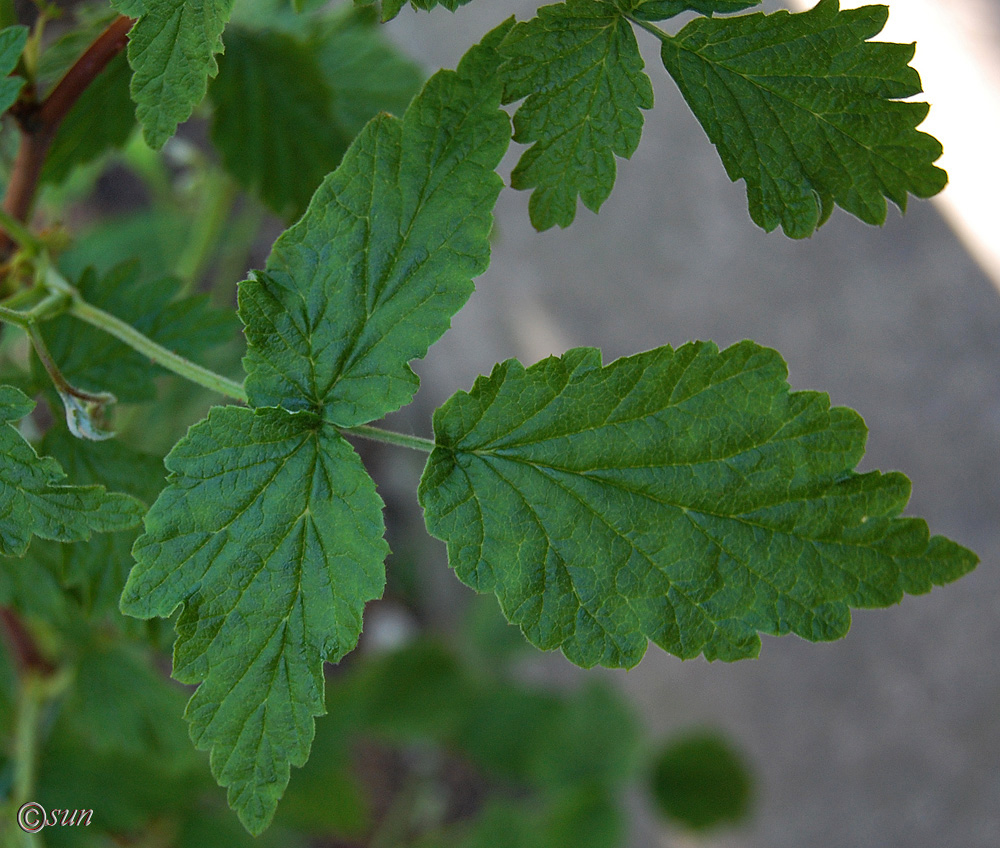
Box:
370, 2, 1000, 846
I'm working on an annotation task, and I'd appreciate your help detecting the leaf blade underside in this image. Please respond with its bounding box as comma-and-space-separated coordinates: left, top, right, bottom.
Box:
418, 342, 976, 668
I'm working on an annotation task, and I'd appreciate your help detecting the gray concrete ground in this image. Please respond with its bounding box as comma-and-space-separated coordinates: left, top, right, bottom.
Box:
375, 3, 1000, 846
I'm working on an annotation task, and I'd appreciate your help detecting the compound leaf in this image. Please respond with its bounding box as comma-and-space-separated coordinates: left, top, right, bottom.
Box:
126, 0, 237, 148
419, 342, 976, 668
658, 0, 947, 237
121, 405, 387, 833
39, 263, 237, 403
0, 386, 144, 558
239, 26, 509, 426
499, 0, 653, 229
0, 26, 28, 113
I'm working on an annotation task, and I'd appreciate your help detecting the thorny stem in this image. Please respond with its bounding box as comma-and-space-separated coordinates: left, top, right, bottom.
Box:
0, 15, 135, 258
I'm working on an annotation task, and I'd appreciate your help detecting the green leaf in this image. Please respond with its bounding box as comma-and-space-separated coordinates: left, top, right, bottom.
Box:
0, 386, 144, 558
0, 25, 27, 113
28, 429, 164, 613
631, 0, 760, 21
37, 262, 237, 403
356, 0, 475, 23
42, 51, 135, 185
121, 405, 387, 834
309, 6, 423, 146
126, 0, 237, 148
658, 0, 947, 237
419, 341, 977, 668
499, 0, 653, 229
210, 27, 343, 219
239, 26, 510, 426
649, 730, 753, 830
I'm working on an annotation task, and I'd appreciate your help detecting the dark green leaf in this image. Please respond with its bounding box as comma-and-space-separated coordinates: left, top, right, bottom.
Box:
42, 52, 135, 185
0, 386, 144, 558
658, 0, 947, 237
239, 27, 509, 425
499, 0, 653, 229
356, 0, 475, 23
419, 342, 977, 668
630, 0, 760, 21
649, 730, 753, 830
121, 405, 388, 834
0, 26, 27, 114
126, 0, 236, 148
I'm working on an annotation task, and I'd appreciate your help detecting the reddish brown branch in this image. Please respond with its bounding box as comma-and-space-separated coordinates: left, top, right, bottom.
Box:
0, 15, 135, 258
0, 608, 55, 677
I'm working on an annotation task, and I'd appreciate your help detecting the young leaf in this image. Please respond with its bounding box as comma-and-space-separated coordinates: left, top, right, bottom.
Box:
42, 51, 135, 185
630, 0, 760, 21
0, 26, 27, 113
499, 0, 653, 229
418, 341, 977, 668
38, 263, 237, 403
126, 0, 237, 148
0, 386, 144, 558
121, 405, 388, 833
210, 27, 344, 219
657, 0, 947, 237
239, 26, 510, 426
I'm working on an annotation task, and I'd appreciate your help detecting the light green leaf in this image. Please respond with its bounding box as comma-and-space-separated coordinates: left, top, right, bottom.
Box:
658, 0, 947, 237
126, 0, 236, 148
239, 26, 510, 426
0, 386, 144, 559
210, 27, 343, 219
37, 262, 237, 403
121, 405, 387, 833
499, 0, 653, 229
0, 25, 27, 114
630, 0, 760, 21
419, 342, 977, 668
42, 51, 135, 185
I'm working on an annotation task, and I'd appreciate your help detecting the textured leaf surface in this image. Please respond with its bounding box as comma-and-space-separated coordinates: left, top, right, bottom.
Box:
419, 342, 976, 668
127, 0, 236, 148
658, 0, 947, 237
39, 263, 237, 403
0, 26, 28, 113
631, 0, 759, 21
42, 51, 135, 185
239, 30, 509, 426
121, 405, 387, 833
0, 386, 143, 558
500, 0, 653, 229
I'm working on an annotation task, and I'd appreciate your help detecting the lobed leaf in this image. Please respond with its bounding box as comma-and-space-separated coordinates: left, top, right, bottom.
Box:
126, 0, 237, 148
239, 25, 510, 425
419, 341, 976, 668
658, 0, 947, 237
499, 0, 653, 229
121, 405, 387, 833
0, 386, 144, 558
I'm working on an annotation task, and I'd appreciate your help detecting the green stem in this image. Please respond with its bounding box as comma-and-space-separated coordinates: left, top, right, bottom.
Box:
340, 424, 436, 453
0, 207, 43, 254
66, 297, 249, 403
174, 171, 238, 290
627, 15, 672, 43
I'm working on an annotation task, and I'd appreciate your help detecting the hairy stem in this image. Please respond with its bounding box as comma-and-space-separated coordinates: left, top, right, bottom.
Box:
0, 15, 134, 258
